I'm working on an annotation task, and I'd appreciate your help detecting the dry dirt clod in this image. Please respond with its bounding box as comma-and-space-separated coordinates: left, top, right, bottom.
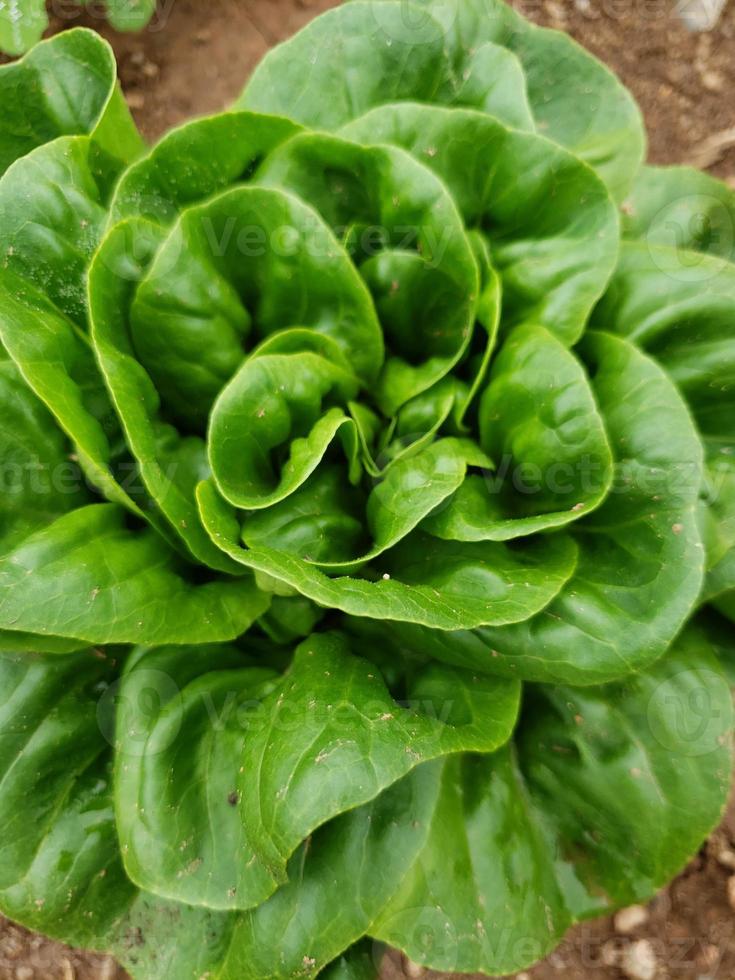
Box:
620, 939, 659, 980
125, 91, 146, 111
99, 959, 119, 980
699, 943, 721, 970
701, 69, 724, 92
676, 0, 729, 30
614, 904, 650, 934
601, 939, 621, 967
715, 846, 735, 870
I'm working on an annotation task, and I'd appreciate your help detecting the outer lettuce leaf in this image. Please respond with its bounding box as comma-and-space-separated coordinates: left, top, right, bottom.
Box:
239, 2, 481, 130
0, 357, 91, 556
240, 0, 644, 199
218, 764, 444, 979
369, 623, 732, 974
115, 634, 519, 910
415, 0, 645, 199
0, 648, 234, 973
0, 3, 159, 57
0, 136, 150, 517
0, 504, 269, 645
592, 241, 735, 614
0, 28, 142, 168
0, 626, 729, 980
623, 164, 735, 262
0, 650, 136, 946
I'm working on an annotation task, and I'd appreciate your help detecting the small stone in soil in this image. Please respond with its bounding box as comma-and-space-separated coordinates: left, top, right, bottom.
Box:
701, 69, 724, 91
601, 940, 621, 967
699, 943, 720, 970
727, 874, 735, 910
620, 939, 658, 980
715, 846, 735, 870
614, 904, 650, 933
402, 957, 425, 978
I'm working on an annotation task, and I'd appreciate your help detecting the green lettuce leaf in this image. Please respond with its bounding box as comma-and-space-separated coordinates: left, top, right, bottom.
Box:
341, 103, 619, 345
0, 625, 728, 979
240, 0, 644, 199
115, 633, 519, 910
0, 28, 142, 167
592, 241, 735, 615
370, 623, 732, 974
623, 164, 735, 262
0, 504, 269, 645
390, 333, 705, 683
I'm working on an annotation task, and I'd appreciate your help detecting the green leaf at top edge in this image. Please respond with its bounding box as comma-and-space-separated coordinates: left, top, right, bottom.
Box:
0, 0, 46, 56
240, 0, 644, 200
239, 2, 463, 131
104, 0, 157, 32
417, 0, 646, 199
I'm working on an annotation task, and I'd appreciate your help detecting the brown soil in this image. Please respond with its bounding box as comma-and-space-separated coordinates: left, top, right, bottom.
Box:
1, 1, 734, 978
